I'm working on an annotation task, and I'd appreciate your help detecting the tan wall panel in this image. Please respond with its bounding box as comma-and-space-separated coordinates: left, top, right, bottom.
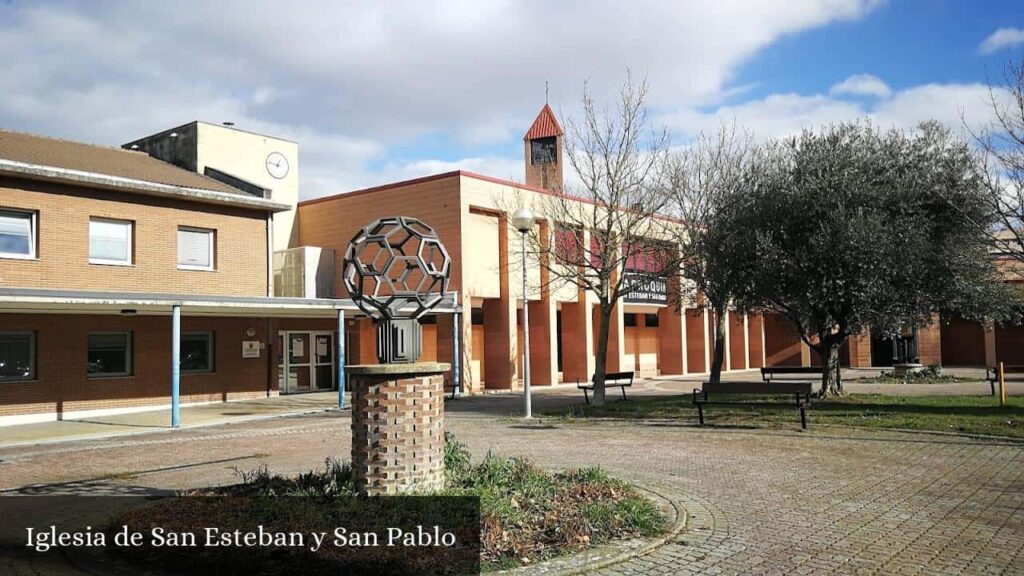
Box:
465, 211, 501, 298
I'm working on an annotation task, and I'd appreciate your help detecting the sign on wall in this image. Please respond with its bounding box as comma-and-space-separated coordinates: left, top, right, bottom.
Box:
622, 273, 667, 305
242, 340, 261, 358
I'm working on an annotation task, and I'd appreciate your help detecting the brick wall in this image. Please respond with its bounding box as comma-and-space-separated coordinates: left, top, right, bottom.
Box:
296, 174, 464, 298
0, 314, 273, 418
350, 371, 445, 495
685, 309, 707, 373
0, 176, 268, 296
764, 313, 803, 367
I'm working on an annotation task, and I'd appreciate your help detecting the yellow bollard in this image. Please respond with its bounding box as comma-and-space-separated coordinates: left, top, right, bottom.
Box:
998, 361, 1007, 407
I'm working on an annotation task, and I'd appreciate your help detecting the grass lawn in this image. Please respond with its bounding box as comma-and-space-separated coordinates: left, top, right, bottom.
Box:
111, 434, 666, 574
547, 394, 1024, 439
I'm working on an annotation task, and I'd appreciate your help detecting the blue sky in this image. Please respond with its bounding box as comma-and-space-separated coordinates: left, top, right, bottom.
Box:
741, 0, 1021, 95
0, 1, 1022, 198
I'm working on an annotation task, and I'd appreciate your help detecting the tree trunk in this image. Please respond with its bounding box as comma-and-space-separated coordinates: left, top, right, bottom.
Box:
709, 303, 728, 384
818, 339, 843, 397
591, 303, 614, 406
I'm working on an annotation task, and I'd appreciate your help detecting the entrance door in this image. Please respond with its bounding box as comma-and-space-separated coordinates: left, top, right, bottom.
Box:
287, 332, 312, 393
313, 333, 334, 391
279, 331, 336, 394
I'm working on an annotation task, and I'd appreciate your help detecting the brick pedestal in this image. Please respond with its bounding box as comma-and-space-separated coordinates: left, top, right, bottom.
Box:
348, 362, 449, 495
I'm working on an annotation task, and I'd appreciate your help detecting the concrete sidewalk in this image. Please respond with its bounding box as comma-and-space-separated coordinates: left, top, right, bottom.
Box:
0, 392, 342, 450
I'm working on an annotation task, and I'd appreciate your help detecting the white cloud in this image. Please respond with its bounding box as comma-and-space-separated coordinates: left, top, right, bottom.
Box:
979, 27, 1024, 54
0, 0, 883, 199
829, 74, 892, 98
665, 82, 1008, 142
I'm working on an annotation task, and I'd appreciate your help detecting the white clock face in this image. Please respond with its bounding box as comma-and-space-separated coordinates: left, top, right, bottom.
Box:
266, 152, 289, 179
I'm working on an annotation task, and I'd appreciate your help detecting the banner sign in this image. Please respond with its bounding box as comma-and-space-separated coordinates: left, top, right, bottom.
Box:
622, 273, 667, 305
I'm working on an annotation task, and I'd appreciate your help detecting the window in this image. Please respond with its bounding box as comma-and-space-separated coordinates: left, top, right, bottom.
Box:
88, 332, 132, 377
623, 313, 638, 327
471, 308, 484, 326
181, 332, 214, 373
0, 209, 36, 259
89, 218, 133, 265
0, 332, 35, 381
644, 313, 660, 328
178, 227, 215, 270
530, 136, 557, 165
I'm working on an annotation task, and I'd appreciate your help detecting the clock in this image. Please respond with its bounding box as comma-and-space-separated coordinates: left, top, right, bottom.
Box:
265, 152, 289, 179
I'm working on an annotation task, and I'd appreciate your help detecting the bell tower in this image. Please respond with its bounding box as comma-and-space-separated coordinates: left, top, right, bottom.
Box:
523, 103, 564, 192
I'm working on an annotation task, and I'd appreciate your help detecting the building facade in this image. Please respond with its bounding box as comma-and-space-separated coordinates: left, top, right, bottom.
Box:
297, 106, 772, 393
2, 106, 1021, 425
0, 127, 354, 426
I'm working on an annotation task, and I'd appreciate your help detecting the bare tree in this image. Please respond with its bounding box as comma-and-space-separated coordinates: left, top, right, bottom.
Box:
972, 55, 1024, 274
509, 74, 681, 405
667, 124, 764, 384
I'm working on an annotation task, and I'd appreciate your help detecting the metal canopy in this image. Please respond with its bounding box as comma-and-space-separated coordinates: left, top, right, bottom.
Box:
0, 287, 460, 318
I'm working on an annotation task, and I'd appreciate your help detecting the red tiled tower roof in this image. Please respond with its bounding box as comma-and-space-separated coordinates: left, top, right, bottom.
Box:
523, 104, 564, 140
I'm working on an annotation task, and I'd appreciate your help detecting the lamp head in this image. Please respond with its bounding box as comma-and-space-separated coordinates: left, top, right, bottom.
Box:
511, 207, 536, 233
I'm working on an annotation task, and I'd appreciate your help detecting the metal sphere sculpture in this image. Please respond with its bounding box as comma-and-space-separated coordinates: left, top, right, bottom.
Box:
343, 216, 451, 363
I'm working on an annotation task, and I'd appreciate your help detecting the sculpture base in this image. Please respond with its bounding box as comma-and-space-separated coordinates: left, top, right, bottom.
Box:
348, 363, 450, 495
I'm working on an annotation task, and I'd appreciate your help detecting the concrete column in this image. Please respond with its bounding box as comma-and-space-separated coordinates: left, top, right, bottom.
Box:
604, 301, 626, 373
483, 214, 516, 389
846, 331, 872, 367
722, 310, 731, 371
171, 304, 181, 428
702, 309, 711, 374
746, 313, 766, 369
437, 311, 456, 390
657, 305, 686, 376
800, 339, 813, 367
528, 299, 558, 385
353, 318, 377, 364
743, 314, 751, 370
918, 318, 942, 366
529, 220, 558, 386
984, 327, 997, 366
560, 292, 594, 382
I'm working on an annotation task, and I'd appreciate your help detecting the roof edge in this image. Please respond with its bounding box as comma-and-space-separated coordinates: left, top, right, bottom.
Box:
0, 158, 291, 212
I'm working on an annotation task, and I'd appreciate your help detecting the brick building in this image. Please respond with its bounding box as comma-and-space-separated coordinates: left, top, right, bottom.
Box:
297, 105, 774, 393
299, 104, 1024, 392
2, 107, 1021, 424
0, 125, 373, 426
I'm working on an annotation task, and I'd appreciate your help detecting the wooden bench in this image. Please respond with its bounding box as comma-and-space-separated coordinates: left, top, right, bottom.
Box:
985, 365, 1024, 396
693, 380, 814, 429
761, 366, 822, 382
578, 371, 634, 404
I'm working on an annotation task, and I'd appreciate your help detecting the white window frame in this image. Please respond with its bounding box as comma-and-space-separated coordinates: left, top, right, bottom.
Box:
180, 331, 215, 373
87, 331, 133, 378
0, 331, 36, 382
88, 217, 134, 266
177, 226, 216, 271
0, 209, 37, 260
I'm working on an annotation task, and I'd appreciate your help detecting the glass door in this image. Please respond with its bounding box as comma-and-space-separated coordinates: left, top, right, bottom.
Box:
279, 331, 337, 394
313, 333, 334, 391
287, 332, 312, 393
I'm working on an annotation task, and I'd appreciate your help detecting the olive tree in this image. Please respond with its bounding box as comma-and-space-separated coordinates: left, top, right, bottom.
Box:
668, 125, 765, 384
735, 121, 1018, 396
972, 55, 1024, 273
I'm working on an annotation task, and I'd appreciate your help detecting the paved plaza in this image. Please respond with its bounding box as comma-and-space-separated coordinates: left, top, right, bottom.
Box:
1, 379, 1022, 575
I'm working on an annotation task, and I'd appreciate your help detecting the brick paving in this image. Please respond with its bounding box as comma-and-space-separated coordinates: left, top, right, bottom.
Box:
1, 386, 1022, 575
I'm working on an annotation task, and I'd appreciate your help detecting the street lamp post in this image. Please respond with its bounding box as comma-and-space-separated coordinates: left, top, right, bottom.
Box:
511, 207, 536, 418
